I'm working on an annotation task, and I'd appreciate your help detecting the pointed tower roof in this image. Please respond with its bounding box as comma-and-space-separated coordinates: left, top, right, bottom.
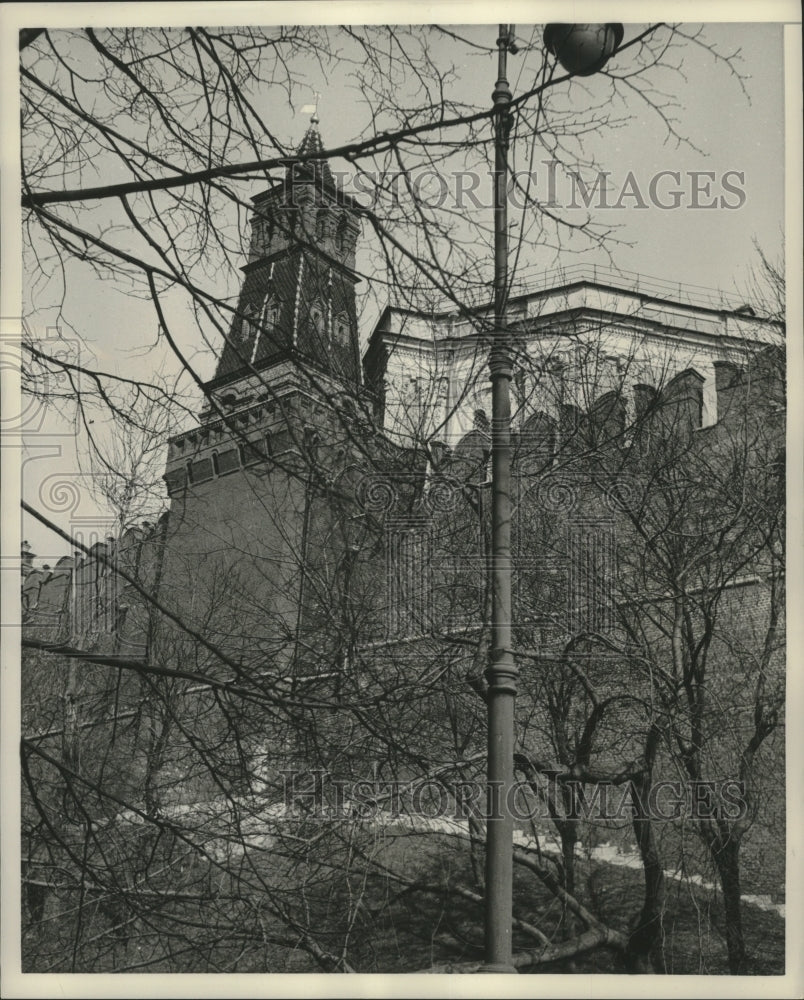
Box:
289, 119, 335, 190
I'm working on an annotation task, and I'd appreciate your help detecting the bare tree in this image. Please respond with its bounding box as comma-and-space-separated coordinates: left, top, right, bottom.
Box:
17, 22, 785, 976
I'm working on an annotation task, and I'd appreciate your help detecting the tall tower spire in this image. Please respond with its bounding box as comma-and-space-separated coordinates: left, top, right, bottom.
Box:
209, 119, 362, 393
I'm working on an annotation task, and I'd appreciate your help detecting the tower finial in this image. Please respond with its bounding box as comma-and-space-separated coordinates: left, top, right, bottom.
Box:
301, 92, 321, 125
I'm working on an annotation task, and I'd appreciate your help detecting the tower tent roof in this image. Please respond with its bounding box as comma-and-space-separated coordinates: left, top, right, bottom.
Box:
289, 120, 335, 189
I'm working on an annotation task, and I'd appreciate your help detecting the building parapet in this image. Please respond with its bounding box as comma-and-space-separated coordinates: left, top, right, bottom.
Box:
372, 267, 783, 347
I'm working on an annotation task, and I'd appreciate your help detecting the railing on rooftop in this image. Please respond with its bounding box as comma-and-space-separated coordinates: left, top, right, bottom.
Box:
508, 263, 749, 313
393, 263, 762, 324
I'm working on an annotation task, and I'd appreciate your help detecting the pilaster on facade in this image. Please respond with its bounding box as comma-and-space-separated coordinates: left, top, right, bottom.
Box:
365, 274, 784, 451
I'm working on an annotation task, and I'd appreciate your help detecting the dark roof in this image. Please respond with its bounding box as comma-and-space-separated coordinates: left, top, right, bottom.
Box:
289, 121, 335, 189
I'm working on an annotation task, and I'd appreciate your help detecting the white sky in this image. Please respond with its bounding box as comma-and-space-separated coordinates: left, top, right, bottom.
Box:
1, 9, 797, 561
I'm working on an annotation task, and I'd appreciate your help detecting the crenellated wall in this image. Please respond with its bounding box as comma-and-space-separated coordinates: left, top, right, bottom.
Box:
21, 343, 784, 659
22, 515, 168, 657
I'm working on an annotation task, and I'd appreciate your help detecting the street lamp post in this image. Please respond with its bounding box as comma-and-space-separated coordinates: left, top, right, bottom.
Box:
483, 23, 517, 974
482, 22, 624, 973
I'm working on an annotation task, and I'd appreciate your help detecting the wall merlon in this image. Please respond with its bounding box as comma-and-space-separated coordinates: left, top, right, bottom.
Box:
22, 518, 166, 652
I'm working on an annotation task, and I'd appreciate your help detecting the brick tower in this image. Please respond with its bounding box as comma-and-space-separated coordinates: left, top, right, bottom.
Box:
159, 120, 375, 676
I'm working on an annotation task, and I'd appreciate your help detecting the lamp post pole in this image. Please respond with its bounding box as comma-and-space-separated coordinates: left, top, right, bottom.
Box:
483, 22, 517, 974
481, 22, 624, 973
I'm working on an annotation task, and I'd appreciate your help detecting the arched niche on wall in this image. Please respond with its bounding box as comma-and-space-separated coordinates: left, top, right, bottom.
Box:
516, 410, 557, 474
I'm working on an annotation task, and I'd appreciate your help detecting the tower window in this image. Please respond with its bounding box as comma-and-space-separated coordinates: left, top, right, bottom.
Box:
251, 219, 263, 258
334, 312, 350, 346
315, 208, 328, 242
310, 302, 325, 335
253, 213, 275, 257
335, 215, 348, 254
241, 307, 255, 346
263, 296, 280, 329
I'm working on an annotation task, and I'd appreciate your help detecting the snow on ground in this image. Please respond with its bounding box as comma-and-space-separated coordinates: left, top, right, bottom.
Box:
111, 796, 785, 918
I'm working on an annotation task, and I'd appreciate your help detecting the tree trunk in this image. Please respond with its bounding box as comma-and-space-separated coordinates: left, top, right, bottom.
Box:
557, 817, 577, 900
552, 783, 580, 970
626, 775, 665, 973
558, 821, 578, 971
711, 835, 747, 974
